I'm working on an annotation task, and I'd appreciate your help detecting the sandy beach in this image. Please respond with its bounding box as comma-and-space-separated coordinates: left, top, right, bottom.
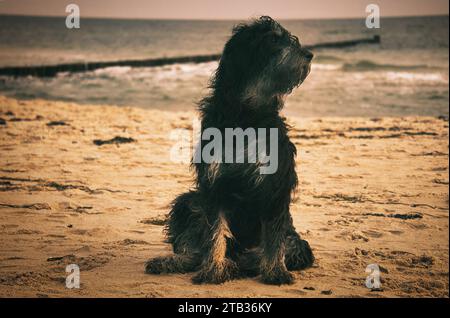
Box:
0, 95, 448, 298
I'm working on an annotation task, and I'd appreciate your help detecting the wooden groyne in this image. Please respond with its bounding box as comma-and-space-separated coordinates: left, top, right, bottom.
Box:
0, 35, 380, 77
309, 35, 380, 49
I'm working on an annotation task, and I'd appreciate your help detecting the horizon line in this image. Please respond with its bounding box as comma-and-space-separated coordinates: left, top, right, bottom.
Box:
0, 12, 448, 22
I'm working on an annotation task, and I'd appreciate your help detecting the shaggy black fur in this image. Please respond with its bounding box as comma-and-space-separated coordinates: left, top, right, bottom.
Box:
145, 16, 314, 285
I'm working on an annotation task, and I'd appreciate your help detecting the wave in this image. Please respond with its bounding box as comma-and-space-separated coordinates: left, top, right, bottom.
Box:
313, 55, 344, 63
59, 62, 219, 81
385, 71, 448, 83
342, 60, 437, 72
312, 63, 341, 71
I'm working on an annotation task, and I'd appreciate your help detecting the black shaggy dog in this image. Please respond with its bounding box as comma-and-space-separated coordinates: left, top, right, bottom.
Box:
145, 16, 314, 285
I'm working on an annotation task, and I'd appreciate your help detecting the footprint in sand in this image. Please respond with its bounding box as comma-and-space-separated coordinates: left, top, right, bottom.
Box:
337, 230, 369, 242
140, 215, 167, 226
119, 238, 150, 245
362, 230, 383, 238
47, 253, 111, 271
14, 229, 43, 235
388, 230, 404, 235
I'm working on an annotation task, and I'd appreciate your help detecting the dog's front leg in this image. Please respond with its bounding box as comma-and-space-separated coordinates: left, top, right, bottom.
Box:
191, 211, 239, 284
260, 210, 294, 285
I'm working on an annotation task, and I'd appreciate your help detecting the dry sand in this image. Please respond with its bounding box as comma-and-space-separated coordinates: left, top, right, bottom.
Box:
0, 95, 448, 297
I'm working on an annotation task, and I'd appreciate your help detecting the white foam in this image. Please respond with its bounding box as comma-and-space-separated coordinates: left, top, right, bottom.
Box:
385, 72, 448, 83
93, 66, 132, 76
85, 62, 218, 82
312, 63, 341, 71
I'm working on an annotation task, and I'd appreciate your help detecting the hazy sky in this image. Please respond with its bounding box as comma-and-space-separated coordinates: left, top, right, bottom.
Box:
0, 0, 448, 20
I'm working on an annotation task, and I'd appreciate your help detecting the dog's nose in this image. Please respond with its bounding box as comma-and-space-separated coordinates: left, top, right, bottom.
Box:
303, 50, 314, 61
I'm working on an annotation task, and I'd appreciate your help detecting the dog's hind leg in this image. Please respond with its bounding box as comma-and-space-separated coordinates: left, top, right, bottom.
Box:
285, 228, 314, 271
191, 211, 240, 284
260, 208, 294, 285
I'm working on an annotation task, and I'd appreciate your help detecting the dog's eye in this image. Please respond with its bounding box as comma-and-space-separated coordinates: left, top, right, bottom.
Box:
271, 35, 281, 43
267, 31, 282, 43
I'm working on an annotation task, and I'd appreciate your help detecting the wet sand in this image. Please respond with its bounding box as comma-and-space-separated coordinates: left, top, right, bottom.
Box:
0, 96, 448, 297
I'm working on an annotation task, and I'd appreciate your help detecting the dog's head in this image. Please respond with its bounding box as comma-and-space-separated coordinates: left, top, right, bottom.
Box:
215, 16, 313, 107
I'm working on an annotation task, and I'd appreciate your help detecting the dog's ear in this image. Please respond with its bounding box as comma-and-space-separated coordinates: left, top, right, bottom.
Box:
217, 22, 258, 90
223, 17, 274, 74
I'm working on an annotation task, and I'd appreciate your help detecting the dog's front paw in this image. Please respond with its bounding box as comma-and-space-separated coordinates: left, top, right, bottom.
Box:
192, 260, 239, 284
145, 257, 165, 274
261, 267, 295, 285
285, 238, 315, 271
